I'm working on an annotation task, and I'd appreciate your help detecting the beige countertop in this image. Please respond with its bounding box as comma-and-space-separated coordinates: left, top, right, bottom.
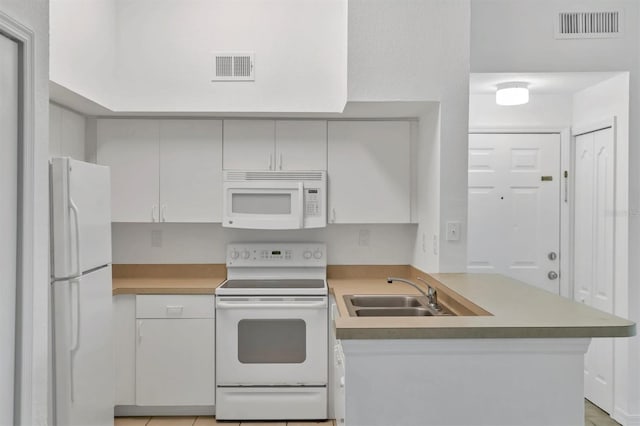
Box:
330, 273, 636, 340
112, 264, 226, 295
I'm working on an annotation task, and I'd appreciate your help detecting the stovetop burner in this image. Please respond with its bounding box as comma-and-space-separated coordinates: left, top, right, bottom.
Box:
221, 279, 326, 289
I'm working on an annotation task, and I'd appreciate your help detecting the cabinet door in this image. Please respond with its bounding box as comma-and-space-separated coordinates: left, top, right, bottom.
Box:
328, 121, 411, 223
159, 120, 223, 222
223, 120, 275, 170
113, 295, 135, 406
275, 120, 327, 170
136, 318, 215, 406
97, 119, 160, 222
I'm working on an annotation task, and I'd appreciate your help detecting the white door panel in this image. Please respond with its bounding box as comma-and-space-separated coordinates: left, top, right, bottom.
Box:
468, 133, 560, 294
0, 32, 18, 426
574, 128, 615, 414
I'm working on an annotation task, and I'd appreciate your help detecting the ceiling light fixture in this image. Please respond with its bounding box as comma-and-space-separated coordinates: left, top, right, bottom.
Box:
496, 82, 529, 106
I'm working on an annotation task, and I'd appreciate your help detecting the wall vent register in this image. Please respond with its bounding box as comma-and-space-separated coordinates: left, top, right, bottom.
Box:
212, 52, 255, 81
555, 11, 621, 39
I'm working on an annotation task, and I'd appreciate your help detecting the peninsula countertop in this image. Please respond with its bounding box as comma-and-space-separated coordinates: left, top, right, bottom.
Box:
329, 273, 636, 340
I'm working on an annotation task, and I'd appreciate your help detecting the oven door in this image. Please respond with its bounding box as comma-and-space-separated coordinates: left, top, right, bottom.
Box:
222, 181, 304, 229
216, 296, 328, 386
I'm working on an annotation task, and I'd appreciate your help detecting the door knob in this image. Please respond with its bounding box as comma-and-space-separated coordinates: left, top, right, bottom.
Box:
548, 271, 558, 280
548, 252, 557, 261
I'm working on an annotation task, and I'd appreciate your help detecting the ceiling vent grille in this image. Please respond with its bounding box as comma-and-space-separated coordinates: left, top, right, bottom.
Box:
555, 11, 621, 39
212, 52, 255, 81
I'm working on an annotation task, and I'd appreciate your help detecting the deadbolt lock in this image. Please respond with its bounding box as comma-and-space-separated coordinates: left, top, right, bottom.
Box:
548, 252, 557, 261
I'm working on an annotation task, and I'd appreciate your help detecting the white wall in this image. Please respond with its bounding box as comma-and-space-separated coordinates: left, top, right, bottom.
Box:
412, 105, 441, 272
49, 103, 86, 160
49, 0, 117, 108
471, 1, 639, 422
0, 1, 49, 425
112, 223, 416, 265
348, 0, 471, 272
50, 0, 347, 113
469, 93, 573, 129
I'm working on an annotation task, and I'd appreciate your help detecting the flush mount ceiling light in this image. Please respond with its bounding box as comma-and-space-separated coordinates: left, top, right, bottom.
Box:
496, 82, 530, 106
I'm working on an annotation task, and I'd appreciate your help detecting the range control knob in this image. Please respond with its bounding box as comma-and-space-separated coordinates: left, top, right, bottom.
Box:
241, 250, 251, 260
230, 250, 240, 260
313, 250, 323, 259
303, 250, 313, 259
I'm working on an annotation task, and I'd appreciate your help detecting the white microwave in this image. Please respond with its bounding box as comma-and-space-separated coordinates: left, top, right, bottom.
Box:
222, 170, 327, 229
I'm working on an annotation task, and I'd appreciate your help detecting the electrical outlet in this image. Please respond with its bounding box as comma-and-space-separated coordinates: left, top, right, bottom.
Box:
151, 229, 163, 247
358, 229, 370, 247
446, 221, 461, 241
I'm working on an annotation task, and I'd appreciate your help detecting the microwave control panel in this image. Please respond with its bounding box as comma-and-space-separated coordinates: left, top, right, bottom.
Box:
304, 188, 321, 217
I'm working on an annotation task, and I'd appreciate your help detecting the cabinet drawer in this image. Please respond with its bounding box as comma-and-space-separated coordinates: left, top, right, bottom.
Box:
136, 295, 215, 319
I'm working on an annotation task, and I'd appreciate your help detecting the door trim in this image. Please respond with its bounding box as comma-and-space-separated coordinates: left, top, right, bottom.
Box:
0, 11, 35, 426
468, 127, 570, 297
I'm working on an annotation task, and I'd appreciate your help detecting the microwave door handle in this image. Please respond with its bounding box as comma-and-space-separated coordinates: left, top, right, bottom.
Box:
298, 182, 304, 228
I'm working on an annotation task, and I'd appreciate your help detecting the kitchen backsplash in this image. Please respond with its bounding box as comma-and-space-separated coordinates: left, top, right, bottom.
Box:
112, 223, 416, 265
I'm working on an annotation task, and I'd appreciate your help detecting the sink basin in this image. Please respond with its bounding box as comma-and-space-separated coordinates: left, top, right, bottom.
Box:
348, 295, 423, 308
355, 307, 434, 317
343, 294, 455, 317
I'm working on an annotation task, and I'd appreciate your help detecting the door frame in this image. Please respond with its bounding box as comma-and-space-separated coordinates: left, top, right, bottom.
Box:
0, 11, 36, 426
468, 127, 571, 297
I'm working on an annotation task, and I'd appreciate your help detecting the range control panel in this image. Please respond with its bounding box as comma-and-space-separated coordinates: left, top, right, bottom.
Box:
226, 243, 326, 268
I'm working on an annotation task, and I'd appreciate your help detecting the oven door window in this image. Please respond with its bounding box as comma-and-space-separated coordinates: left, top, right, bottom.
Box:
237, 319, 306, 364
231, 193, 292, 215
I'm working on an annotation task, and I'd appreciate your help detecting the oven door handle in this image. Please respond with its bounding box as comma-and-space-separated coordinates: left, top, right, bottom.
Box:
216, 300, 328, 310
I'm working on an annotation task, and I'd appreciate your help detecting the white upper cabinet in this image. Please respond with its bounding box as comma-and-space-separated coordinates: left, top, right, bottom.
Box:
223, 120, 327, 170
328, 121, 411, 224
97, 119, 160, 222
97, 119, 223, 223
275, 120, 327, 170
159, 120, 223, 222
223, 120, 276, 170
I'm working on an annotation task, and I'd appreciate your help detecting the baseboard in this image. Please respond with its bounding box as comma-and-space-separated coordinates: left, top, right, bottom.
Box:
613, 407, 640, 426
115, 405, 215, 417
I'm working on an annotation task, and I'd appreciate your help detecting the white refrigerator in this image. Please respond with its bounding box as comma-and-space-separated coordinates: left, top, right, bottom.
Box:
50, 157, 114, 426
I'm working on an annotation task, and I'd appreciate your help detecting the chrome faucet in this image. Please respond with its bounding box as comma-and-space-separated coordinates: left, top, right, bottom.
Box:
386, 277, 440, 310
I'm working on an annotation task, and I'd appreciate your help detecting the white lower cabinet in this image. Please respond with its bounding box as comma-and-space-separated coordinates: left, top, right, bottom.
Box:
114, 295, 136, 405
114, 294, 215, 408
333, 341, 346, 426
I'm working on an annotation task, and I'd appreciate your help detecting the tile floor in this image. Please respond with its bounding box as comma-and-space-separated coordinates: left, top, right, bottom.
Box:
114, 401, 616, 426
585, 400, 621, 426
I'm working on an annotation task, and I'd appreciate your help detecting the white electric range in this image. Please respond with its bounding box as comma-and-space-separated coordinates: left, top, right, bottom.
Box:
215, 243, 328, 421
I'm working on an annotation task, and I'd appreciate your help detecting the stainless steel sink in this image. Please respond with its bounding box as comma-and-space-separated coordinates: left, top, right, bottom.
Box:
348, 295, 423, 308
343, 294, 454, 317
354, 307, 434, 317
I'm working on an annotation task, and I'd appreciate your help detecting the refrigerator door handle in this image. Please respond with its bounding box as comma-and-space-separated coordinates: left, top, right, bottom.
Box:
69, 277, 81, 402
69, 198, 82, 277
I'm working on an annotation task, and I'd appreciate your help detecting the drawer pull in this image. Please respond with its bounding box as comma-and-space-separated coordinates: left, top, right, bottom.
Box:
166, 305, 184, 316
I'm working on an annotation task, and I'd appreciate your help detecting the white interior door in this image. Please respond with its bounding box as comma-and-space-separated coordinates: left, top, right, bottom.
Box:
574, 128, 615, 414
468, 133, 561, 294
0, 32, 18, 426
